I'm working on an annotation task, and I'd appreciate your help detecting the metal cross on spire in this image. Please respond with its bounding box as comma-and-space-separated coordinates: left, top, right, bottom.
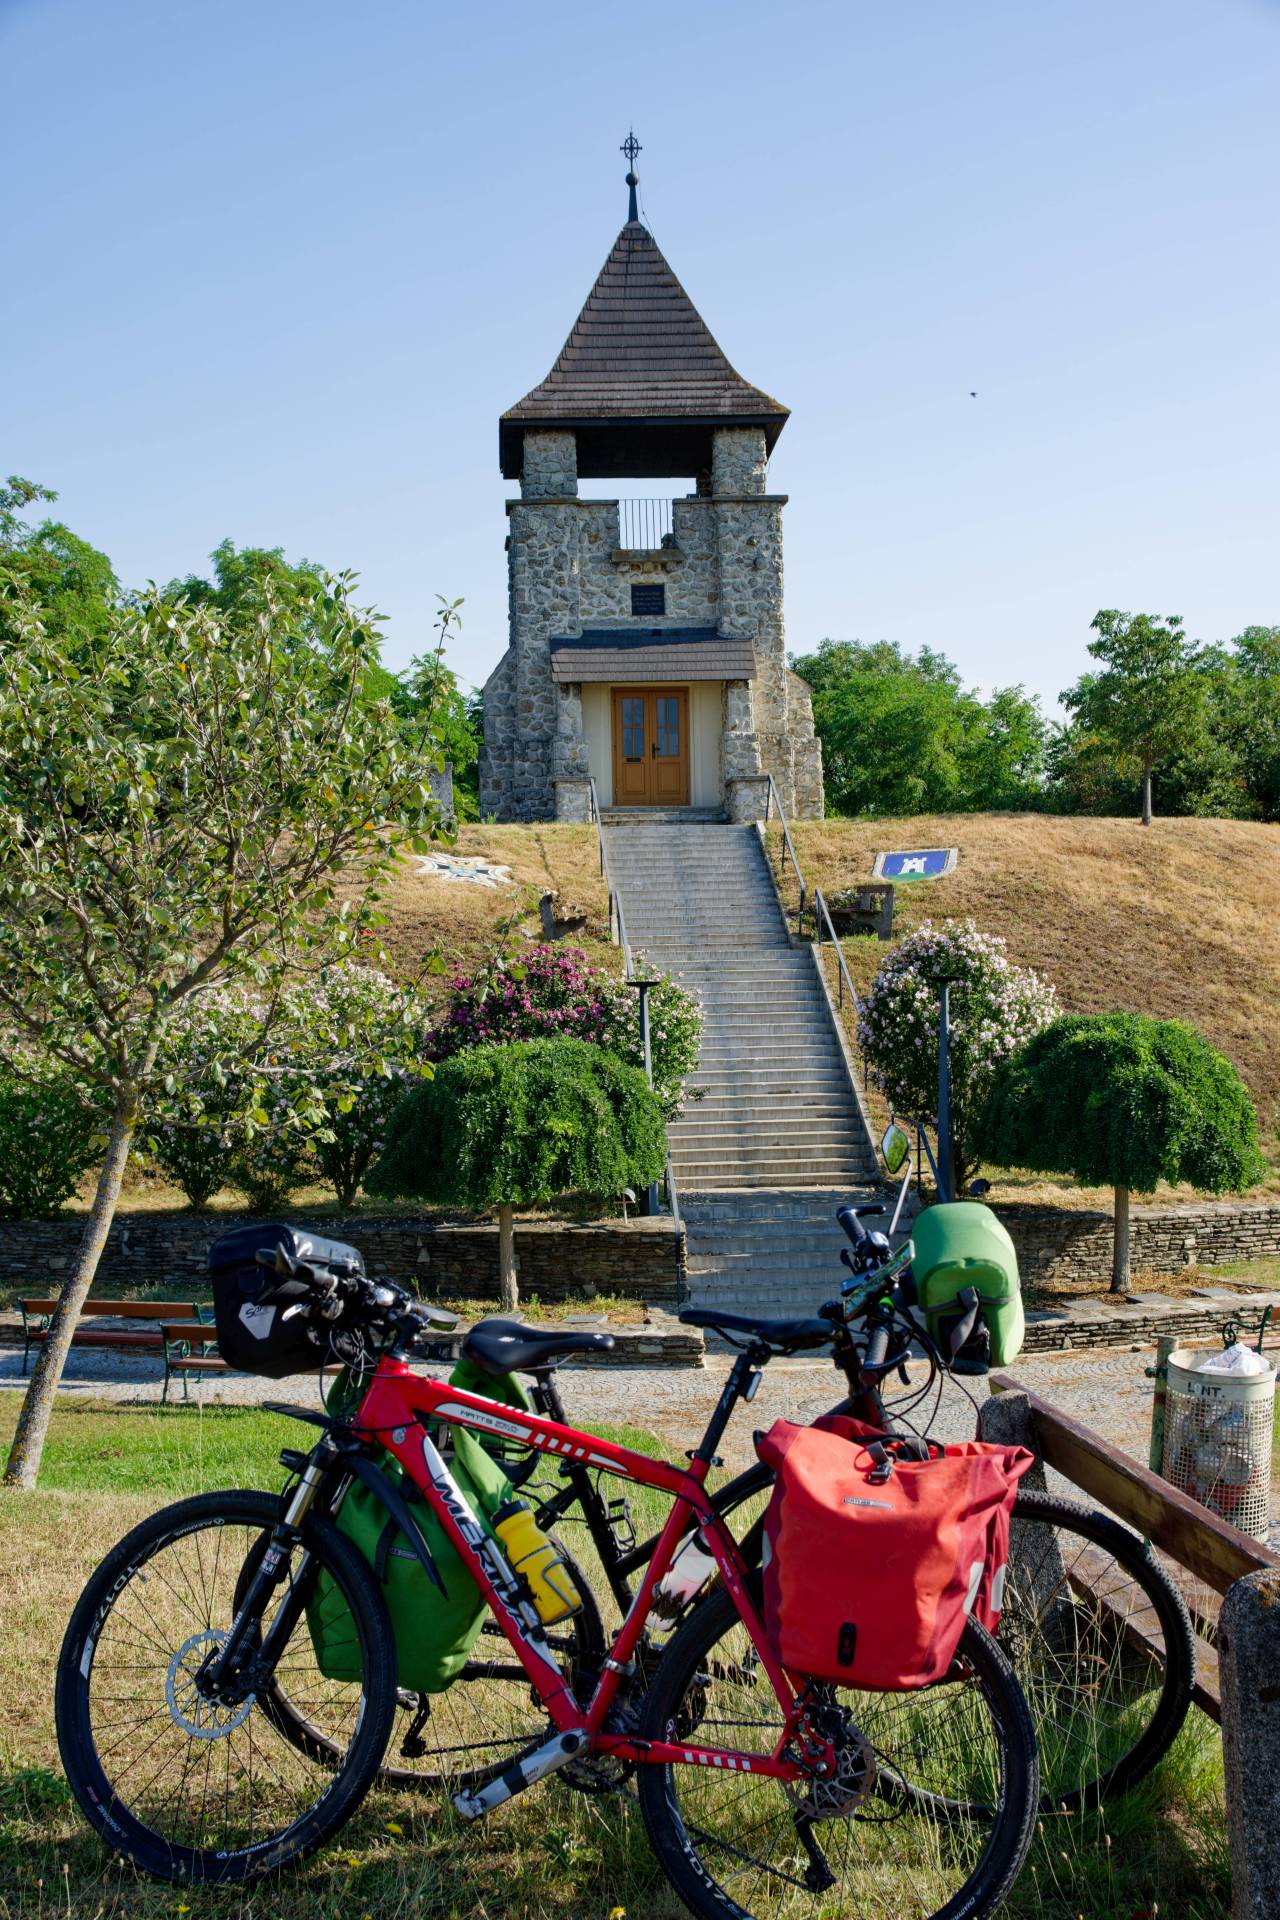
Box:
620, 128, 642, 222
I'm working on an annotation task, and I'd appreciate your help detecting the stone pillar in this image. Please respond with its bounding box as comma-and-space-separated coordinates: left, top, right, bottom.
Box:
521, 431, 579, 500
501, 431, 582, 820
1220, 1568, 1280, 1917
977, 1391, 1070, 1643
552, 682, 592, 822
712, 427, 768, 497
721, 677, 765, 820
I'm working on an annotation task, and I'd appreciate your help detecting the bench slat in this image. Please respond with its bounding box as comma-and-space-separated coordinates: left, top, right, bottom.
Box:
21, 1300, 201, 1320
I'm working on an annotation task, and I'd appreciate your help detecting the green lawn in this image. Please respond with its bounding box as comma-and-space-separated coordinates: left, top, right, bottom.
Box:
0, 1400, 1232, 1920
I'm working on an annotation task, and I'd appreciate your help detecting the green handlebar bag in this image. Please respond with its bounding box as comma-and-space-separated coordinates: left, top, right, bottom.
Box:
911, 1202, 1025, 1370
306, 1357, 532, 1695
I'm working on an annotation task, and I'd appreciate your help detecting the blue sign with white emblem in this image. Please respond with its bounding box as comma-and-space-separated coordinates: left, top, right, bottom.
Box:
871, 848, 958, 881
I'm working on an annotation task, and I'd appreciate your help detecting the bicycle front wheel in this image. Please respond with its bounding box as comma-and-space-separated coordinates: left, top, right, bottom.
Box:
56, 1489, 397, 1885
638, 1586, 1037, 1920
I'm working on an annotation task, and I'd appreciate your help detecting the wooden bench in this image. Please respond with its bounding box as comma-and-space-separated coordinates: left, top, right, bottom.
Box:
19, 1298, 210, 1384
158, 1321, 227, 1403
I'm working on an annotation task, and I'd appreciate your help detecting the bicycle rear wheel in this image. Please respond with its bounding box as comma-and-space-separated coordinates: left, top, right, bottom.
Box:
999, 1489, 1195, 1812
638, 1586, 1037, 1920
712, 1462, 1196, 1813
259, 1539, 605, 1792
56, 1489, 396, 1884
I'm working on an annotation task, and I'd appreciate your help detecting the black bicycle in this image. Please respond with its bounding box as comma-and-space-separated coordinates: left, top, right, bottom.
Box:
276, 1201, 1193, 1814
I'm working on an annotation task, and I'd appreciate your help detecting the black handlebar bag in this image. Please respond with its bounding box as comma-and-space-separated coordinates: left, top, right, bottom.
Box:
209, 1223, 363, 1379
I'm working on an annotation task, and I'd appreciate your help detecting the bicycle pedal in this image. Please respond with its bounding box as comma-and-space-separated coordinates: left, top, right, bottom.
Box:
452, 1730, 586, 1820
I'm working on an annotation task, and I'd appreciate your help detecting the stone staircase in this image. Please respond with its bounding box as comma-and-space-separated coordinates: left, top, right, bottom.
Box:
602, 820, 883, 1318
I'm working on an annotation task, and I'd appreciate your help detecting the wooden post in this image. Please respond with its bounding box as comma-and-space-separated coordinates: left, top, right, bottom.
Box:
1220, 1568, 1280, 1916
1148, 1334, 1177, 1475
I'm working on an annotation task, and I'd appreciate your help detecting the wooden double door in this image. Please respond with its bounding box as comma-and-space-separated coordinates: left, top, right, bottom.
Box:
611, 686, 690, 807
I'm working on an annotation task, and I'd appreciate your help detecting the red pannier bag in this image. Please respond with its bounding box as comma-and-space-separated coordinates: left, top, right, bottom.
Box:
756, 1416, 1035, 1690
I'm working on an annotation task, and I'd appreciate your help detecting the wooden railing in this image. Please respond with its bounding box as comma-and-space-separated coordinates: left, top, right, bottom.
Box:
984, 1372, 1280, 1915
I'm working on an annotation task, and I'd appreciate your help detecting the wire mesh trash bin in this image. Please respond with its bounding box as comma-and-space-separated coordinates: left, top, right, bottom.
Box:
1162, 1346, 1275, 1540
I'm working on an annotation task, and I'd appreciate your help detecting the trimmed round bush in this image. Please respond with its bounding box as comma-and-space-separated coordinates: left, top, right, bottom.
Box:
976, 1011, 1264, 1291
368, 1036, 666, 1212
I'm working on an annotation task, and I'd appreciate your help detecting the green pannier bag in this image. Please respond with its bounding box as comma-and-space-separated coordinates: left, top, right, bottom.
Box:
912, 1201, 1025, 1370
307, 1357, 531, 1695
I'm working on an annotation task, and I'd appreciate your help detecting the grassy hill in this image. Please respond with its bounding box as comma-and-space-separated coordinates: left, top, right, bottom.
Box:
776, 813, 1280, 1194
375, 814, 1280, 1199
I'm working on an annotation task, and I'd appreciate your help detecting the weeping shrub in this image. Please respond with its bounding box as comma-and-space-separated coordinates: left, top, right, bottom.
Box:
367, 1037, 666, 1308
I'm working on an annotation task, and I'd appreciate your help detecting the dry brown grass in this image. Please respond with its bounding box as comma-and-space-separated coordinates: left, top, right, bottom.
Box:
373, 824, 613, 984
764, 813, 1280, 1189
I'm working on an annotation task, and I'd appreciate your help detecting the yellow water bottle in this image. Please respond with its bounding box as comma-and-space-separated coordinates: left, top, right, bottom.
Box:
492, 1500, 583, 1625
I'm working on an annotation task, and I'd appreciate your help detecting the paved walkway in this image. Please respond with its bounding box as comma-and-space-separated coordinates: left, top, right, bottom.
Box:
0, 1339, 1160, 1472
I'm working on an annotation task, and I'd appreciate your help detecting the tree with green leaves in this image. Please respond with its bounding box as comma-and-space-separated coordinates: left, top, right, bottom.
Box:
367, 1038, 666, 1310
789, 639, 1047, 817
1060, 611, 1204, 827
0, 567, 442, 1488
976, 1013, 1264, 1293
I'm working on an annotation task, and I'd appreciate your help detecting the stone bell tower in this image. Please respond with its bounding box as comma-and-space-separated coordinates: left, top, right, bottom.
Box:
480, 136, 823, 824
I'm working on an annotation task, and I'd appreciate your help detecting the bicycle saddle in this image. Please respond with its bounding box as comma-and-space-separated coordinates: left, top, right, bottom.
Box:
460, 1316, 615, 1378
678, 1307, 831, 1350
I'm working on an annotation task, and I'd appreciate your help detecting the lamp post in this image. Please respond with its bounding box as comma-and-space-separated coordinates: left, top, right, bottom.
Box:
628, 976, 662, 1216
936, 978, 959, 1205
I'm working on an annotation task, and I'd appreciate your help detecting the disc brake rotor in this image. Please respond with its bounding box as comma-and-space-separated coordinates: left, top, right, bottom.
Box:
790, 1722, 876, 1821
165, 1630, 255, 1740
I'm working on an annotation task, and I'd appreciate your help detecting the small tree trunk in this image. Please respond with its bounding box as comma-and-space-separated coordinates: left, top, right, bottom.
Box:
1141, 769, 1153, 827
1111, 1185, 1132, 1294
497, 1203, 519, 1314
4, 1098, 137, 1489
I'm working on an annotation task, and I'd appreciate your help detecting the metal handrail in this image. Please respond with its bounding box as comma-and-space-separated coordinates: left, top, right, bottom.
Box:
762, 773, 807, 933
812, 887, 863, 1020
588, 776, 633, 977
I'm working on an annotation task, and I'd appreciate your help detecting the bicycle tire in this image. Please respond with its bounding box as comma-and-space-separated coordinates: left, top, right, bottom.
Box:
56, 1489, 397, 1885
1000, 1488, 1195, 1812
709, 1463, 1195, 1812
637, 1586, 1038, 1920
257, 1535, 607, 1792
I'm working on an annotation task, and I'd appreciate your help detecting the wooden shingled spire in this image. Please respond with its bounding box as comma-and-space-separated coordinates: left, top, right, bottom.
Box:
500, 143, 788, 480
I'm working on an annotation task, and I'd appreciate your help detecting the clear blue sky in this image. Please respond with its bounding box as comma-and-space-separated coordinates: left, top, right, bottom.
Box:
3, 0, 1277, 712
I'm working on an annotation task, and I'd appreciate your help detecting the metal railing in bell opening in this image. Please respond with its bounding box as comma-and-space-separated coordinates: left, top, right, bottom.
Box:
617, 498, 675, 551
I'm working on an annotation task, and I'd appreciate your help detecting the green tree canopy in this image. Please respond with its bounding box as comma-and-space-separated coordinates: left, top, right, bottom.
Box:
0, 565, 443, 1486
1059, 611, 1205, 826
367, 1038, 666, 1308
789, 639, 1047, 816
976, 1012, 1263, 1291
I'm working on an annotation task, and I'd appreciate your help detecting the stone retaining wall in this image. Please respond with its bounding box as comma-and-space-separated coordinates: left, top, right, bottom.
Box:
1, 1211, 685, 1305
995, 1200, 1280, 1288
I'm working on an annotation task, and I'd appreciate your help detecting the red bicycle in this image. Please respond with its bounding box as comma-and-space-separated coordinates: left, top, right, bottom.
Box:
57, 1259, 1038, 1920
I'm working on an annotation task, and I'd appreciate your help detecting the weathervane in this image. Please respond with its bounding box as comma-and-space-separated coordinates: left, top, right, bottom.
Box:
620, 128, 642, 222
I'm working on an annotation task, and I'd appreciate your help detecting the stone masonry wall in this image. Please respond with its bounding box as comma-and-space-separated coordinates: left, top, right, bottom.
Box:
3, 1212, 685, 1304
993, 1200, 1280, 1288
483, 424, 824, 821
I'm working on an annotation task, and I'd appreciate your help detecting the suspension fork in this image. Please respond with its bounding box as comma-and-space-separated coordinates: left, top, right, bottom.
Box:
201, 1439, 340, 1697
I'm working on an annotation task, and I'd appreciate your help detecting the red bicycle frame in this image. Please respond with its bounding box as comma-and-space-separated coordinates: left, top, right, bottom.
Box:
352, 1351, 816, 1786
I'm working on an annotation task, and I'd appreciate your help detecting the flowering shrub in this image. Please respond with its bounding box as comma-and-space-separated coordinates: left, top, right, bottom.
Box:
0, 1063, 103, 1218
426, 946, 701, 1120
857, 920, 1057, 1188
145, 970, 429, 1210
145, 992, 264, 1209
279, 968, 428, 1208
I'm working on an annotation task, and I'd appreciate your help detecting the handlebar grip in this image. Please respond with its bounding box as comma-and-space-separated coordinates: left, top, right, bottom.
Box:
863, 1323, 892, 1372
836, 1206, 867, 1247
